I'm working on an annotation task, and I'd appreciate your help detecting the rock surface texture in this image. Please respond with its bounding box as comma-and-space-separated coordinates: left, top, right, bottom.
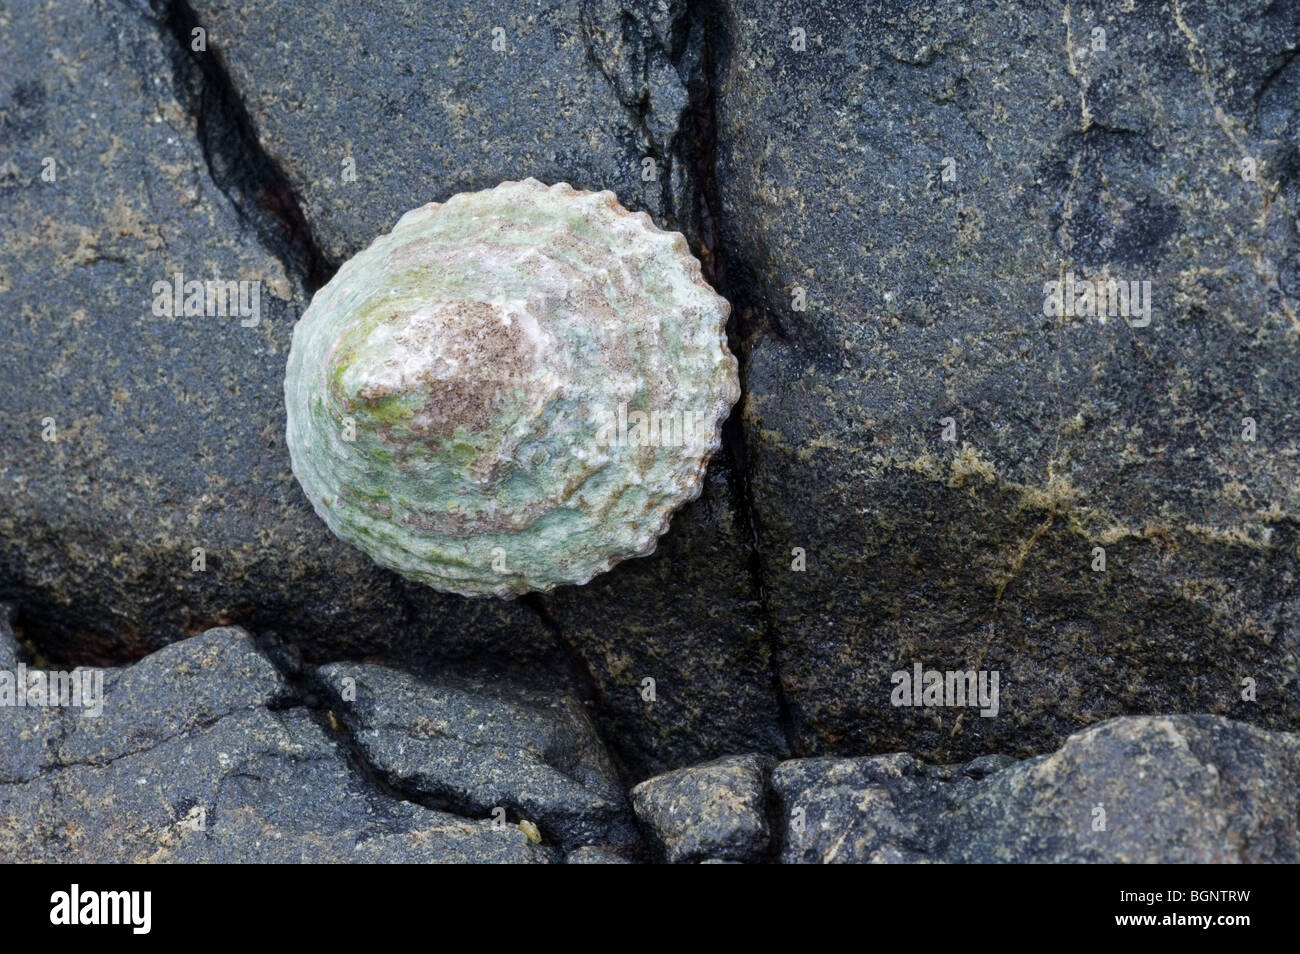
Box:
0, 615, 558, 862
716, 0, 1300, 760
1, 0, 1298, 857
630, 753, 771, 862
0, 0, 783, 775
3, 615, 1294, 863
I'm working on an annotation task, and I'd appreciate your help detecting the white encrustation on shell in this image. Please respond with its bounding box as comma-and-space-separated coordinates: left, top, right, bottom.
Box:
284, 179, 739, 597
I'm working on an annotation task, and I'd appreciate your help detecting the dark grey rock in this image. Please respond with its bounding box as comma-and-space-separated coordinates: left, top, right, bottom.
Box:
0, 626, 555, 862
714, 0, 1300, 759
0, 0, 558, 676
6, 0, 1298, 815
630, 753, 771, 863
946, 715, 1300, 863
0, 603, 18, 669
0, 0, 782, 779
566, 845, 637, 864
316, 661, 636, 852
5, 609, 1296, 862
771, 752, 981, 864
184, 0, 786, 779
771, 715, 1300, 863
59, 626, 293, 767
545, 467, 789, 776
0, 604, 59, 785
186, 0, 694, 263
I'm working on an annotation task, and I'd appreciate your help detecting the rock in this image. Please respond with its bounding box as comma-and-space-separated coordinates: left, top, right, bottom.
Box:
545, 466, 790, 775
566, 845, 637, 864
771, 715, 1299, 863
315, 662, 637, 851
771, 753, 994, 864
946, 715, 1300, 863
714, 0, 1300, 758
0, 604, 59, 786
0, 603, 17, 668
0, 625, 555, 862
0, 0, 783, 777
8, 0, 1295, 803
59, 626, 293, 767
184, 0, 786, 779
185, 0, 696, 264
0, 0, 558, 675
630, 753, 771, 862
5, 609, 1294, 862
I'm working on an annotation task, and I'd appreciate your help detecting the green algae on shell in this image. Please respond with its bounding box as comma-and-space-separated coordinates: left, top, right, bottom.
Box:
284, 179, 739, 597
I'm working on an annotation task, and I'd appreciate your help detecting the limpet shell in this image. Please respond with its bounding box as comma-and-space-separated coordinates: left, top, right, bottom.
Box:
284, 179, 738, 597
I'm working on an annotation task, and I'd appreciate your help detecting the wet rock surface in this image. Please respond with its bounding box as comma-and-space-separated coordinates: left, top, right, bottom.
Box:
3, 616, 1291, 863
0, 620, 557, 862
715, 0, 1300, 760
314, 661, 636, 852
631, 753, 771, 862
945, 715, 1300, 863
0, 0, 780, 776
183, 0, 696, 265
2, 0, 1299, 859
566, 845, 636, 864
0, 0, 560, 682
772, 716, 1299, 864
